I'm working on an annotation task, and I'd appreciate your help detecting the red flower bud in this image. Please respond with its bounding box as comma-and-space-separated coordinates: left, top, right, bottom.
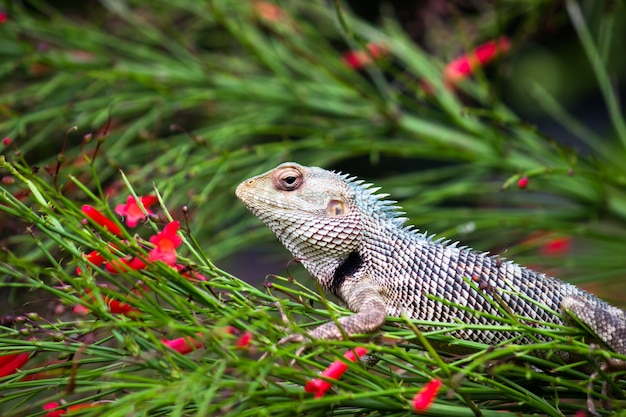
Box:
444, 37, 510, 84
342, 43, 388, 70
412, 378, 442, 412
235, 331, 253, 349
162, 333, 203, 354
81, 205, 123, 236
0, 352, 30, 378
305, 347, 367, 398
517, 176, 529, 189
73, 289, 140, 317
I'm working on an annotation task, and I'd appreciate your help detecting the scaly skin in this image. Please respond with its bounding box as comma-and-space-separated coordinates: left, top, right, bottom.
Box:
236, 162, 626, 356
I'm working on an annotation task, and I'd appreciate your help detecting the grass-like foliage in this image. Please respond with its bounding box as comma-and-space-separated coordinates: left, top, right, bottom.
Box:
1, 0, 625, 416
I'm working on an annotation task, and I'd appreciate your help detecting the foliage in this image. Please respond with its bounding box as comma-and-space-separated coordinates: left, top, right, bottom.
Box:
0, 0, 625, 416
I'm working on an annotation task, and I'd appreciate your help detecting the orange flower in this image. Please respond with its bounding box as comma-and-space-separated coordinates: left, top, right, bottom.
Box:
81, 205, 123, 237
444, 37, 510, 85
114, 195, 158, 227
149, 221, 182, 265
305, 347, 367, 398
0, 352, 30, 378
412, 378, 442, 412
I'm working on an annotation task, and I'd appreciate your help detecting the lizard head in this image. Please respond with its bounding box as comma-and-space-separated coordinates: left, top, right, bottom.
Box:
235, 162, 363, 262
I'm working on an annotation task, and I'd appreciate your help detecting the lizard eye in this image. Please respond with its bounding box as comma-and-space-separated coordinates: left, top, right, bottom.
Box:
272, 167, 303, 191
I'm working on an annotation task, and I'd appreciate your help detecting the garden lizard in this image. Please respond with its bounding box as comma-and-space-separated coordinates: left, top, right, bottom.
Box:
236, 162, 626, 357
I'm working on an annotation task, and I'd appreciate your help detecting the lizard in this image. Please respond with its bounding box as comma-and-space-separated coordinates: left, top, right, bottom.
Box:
235, 162, 626, 359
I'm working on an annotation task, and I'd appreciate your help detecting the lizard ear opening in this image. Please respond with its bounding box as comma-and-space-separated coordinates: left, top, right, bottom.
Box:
272, 166, 303, 191
326, 199, 346, 217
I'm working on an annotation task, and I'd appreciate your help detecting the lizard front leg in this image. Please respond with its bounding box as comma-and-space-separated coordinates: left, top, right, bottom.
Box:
281, 280, 387, 344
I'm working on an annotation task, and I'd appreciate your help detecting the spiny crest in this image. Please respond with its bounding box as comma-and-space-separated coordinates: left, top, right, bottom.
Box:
334, 169, 490, 254
335, 170, 408, 228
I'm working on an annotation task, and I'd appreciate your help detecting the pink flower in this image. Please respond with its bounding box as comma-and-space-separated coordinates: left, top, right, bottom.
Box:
2, 137, 11, 146
412, 378, 442, 412
149, 221, 182, 265
81, 205, 123, 237
0, 352, 30, 378
444, 37, 510, 85
305, 347, 367, 398
114, 195, 158, 227
162, 333, 203, 354
0, 13, 7, 25
343, 43, 388, 70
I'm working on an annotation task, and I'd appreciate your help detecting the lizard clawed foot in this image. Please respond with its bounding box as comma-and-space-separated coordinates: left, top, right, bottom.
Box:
278, 332, 315, 365
278, 333, 307, 345
584, 345, 626, 416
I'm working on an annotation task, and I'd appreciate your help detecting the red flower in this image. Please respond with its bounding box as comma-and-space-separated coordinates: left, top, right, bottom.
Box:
173, 264, 207, 281
149, 221, 182, 265
236, 331, 253, 349
81, 205, 123, 237
105, 256, 147, 273
253, 1, 284, 22
343, 43, 388, 70
43, 402, 65, 417
412, 378, 442, 412
162, 333, 203, 354
2, 137, 11, 146
73, 289, 140, 317
517, 176, 529, 189
115, 195, 158, 227
0, 12, 7, 25
43, 401, 101, 417
444, 37, 510, 85
305, 347, 367, 398
76, 250, 106, 275
0, 352, 30, 378
540, 236, 572, 256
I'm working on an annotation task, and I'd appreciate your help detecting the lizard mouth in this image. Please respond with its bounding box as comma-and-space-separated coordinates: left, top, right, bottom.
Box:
235, 181, 291, 213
